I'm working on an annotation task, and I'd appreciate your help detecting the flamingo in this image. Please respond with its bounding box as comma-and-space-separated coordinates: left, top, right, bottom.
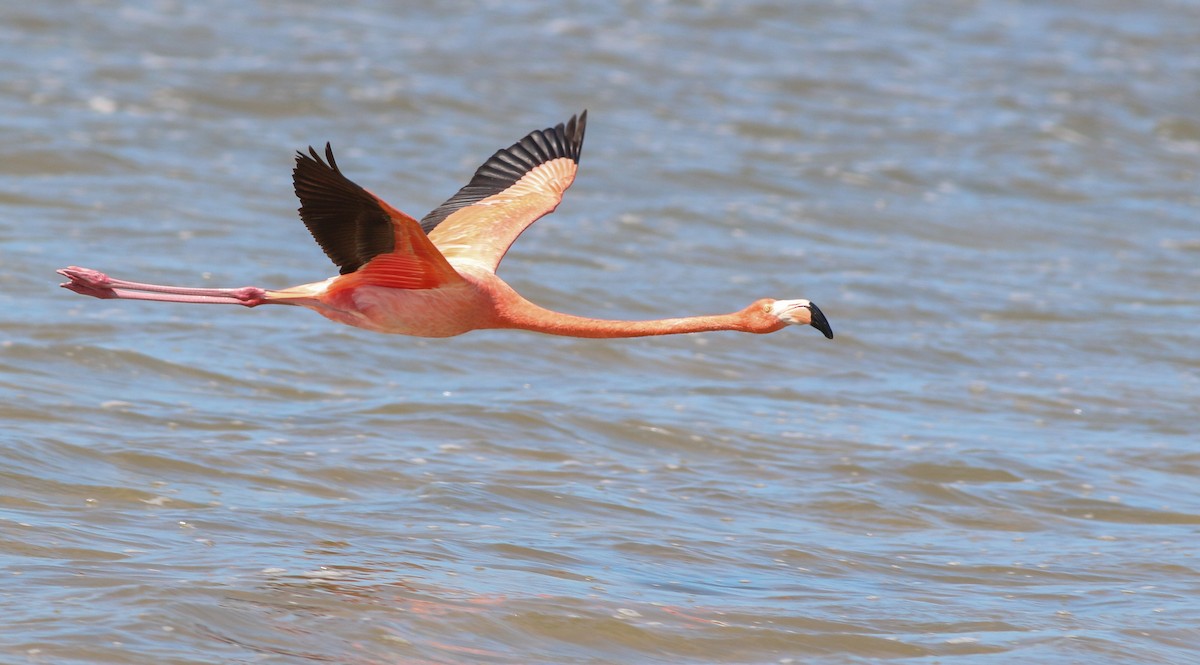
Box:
58, 112, 833, 340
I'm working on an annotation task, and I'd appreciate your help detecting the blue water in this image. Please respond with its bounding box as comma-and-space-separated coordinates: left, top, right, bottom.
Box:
3, 1, 1199, 663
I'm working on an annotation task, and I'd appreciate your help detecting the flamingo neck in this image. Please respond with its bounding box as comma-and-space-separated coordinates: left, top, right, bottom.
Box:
490, 290, 758, 338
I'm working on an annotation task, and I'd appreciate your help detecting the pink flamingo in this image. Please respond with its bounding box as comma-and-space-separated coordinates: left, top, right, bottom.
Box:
58, 112, 832, 340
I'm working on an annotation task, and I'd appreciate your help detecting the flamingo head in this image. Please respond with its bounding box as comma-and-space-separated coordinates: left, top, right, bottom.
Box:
770, 299, 834, 339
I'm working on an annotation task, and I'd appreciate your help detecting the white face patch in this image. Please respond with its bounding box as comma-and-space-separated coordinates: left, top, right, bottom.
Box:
770, 299, 812, 325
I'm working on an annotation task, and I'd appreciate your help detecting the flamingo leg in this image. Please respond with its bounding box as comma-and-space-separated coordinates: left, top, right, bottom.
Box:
57, 266, 268, 307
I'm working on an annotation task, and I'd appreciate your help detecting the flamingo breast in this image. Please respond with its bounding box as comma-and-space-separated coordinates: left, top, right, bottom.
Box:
317, 282, 489, 337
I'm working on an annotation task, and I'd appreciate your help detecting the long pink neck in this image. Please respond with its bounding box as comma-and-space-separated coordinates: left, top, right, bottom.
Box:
490, 291, 759, 338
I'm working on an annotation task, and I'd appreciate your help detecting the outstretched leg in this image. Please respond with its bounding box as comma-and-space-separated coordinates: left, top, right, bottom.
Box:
58, 266, 269, 306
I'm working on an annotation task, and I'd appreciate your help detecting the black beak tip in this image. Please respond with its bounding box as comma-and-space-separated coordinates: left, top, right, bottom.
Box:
808, 302, 833, 339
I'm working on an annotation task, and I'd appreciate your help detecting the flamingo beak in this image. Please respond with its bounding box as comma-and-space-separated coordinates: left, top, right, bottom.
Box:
807, 302, 834, 339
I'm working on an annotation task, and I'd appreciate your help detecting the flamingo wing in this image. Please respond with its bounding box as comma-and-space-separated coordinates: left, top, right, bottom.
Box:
420, 111, 587, 272
293, 144, 464, 290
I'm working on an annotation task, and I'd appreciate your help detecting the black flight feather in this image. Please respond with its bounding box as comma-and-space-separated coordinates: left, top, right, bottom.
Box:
418, 110, 587, 234
292, 143, 395, 275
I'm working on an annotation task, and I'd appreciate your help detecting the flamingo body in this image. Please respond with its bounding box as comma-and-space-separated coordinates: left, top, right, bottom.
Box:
59, 112, 833, 341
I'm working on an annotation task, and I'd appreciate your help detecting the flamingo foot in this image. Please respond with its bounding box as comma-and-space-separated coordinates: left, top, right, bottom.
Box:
58, 266, 119, 298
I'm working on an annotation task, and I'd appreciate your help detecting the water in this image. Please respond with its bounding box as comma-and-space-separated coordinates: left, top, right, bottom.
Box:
3, 1, 1199, 663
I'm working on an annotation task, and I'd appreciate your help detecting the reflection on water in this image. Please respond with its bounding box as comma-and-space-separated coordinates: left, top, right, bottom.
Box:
3, 1, 1199, 663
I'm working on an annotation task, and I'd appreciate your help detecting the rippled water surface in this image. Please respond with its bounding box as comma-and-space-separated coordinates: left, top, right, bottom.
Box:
3, 2, 1200, 663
